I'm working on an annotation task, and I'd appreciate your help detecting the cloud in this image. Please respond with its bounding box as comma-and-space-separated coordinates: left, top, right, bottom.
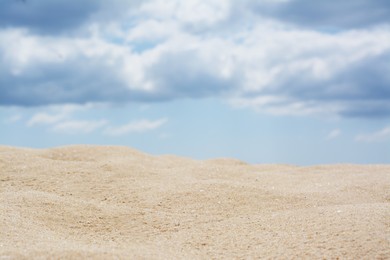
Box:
244, 46, 390, 118
4, 114, 22, 124
327, 129, 341, 140
25, 104, 165, 135
355, 126, 390, 143
145, 48, 239, 99
0, 0, 100, 34
139, 0, 231, 31
0, 0, 143, 35
104, 118, 167, 136
26, 104, 89, 126
229, 34, 390, 118
248, 0, 390, 30
27, 112, 66, 126
51, 119, 108, 134
26, 104, 108, 134
1, 0, 390, 119
0, 29, 140, 106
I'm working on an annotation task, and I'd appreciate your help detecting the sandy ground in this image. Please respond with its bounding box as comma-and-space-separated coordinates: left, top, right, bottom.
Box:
0, 145, 389, 259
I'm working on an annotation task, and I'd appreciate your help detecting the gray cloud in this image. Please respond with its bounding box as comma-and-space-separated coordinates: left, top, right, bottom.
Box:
0, 56, 133, 106
340, 103, 390, 118
276, 53, 389, 100
146, 50, 238, 100
0, 0, 101, 34
250, 0, 390, 30
242, 51, 390, 118
0, 0, 143, 35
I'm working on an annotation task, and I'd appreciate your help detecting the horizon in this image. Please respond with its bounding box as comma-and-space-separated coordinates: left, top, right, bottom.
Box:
1, 143, 389, 167
1, 0, 389, 165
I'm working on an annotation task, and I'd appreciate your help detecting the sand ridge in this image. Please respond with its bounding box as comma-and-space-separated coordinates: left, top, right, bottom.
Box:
1, 145, 389, 259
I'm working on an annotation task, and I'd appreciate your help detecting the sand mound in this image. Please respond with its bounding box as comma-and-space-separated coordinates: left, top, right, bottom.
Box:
1, 146, 389, 259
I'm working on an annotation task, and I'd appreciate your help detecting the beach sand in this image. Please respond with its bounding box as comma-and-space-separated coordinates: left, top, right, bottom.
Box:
1, 145, 389, 259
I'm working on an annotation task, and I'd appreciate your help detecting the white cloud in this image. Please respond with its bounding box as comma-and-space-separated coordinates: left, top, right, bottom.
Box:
26, 104, 110, 134
24, 104, 166, 136
139, 0, 230, 27
27, 104, 92, 126
27, 112, 67, 126
355, 126, 390, 143
104, 118, 167, 136
327, 129, 341, 140
5, 114, 22, 124
51, 119, 108, 134
230, 96, 341, 117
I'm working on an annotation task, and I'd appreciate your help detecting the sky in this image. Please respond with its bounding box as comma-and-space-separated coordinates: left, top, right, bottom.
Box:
0, 0, 389, 165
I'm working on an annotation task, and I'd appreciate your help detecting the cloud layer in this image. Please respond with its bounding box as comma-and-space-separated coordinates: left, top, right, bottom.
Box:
1, 0, 390, 118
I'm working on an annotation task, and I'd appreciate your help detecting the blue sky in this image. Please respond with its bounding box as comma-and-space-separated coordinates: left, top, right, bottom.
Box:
1, 0, 389, 164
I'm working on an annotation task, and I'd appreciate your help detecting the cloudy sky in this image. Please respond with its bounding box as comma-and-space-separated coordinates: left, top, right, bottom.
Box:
1, 0, 389, 164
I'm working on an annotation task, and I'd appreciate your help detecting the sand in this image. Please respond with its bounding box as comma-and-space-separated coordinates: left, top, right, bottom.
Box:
0, 145, 389, 259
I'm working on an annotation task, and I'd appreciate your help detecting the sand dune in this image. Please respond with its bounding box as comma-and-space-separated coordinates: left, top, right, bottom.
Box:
1, 145, 389, 259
